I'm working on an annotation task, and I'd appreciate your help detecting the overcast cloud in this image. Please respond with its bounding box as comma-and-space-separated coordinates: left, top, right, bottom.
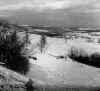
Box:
0, 0, 99, 27
0, 0, 98, 12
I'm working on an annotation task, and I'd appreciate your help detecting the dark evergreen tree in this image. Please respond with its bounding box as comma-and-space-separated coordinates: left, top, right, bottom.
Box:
0, 29, 29, 74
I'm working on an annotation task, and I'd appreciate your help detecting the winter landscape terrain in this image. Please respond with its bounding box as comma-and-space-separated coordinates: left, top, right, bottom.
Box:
25, 27, 100, 86
0, 21, 100, 91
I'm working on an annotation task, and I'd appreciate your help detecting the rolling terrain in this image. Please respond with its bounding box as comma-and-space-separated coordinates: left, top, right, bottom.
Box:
0, 21, 100, 90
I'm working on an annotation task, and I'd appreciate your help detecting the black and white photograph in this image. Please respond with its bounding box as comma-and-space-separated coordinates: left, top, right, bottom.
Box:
0, 0, 100, 91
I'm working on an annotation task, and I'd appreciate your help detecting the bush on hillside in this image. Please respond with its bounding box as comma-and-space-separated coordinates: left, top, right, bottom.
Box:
0, 29, 29, 74
68, 47, 100, 68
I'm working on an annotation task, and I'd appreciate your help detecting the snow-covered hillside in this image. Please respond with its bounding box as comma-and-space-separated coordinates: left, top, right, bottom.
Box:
1, 20, 100, 89
22, 32, 100, 87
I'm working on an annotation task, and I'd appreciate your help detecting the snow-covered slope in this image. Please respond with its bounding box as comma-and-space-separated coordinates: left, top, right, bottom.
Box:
24, 33, 100, 87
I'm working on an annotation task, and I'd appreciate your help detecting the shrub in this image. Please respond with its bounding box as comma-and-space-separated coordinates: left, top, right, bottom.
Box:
0, 29, 29, 74
68, 47, 100, 68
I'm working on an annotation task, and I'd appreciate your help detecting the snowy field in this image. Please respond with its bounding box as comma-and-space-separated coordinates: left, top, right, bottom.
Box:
20, 31, 100, 87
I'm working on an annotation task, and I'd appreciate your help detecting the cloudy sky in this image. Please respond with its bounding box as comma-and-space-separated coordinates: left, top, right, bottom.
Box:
0, 0, 100, 27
